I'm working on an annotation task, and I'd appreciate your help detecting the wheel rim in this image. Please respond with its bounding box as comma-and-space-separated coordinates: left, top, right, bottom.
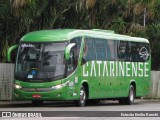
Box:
129, 88, 134, 102
80, 88, 86, 106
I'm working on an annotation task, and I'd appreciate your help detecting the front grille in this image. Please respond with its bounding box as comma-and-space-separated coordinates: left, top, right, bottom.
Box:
21, 88, 54, 92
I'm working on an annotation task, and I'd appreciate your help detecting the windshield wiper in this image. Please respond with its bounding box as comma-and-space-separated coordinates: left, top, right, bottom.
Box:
51, 75, 64, 80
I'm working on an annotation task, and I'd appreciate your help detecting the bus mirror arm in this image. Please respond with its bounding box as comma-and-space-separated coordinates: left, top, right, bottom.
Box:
7, 45, 18, 62
65, 43, 76, 60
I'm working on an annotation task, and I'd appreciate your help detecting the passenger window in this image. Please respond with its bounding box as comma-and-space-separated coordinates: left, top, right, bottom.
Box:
95, 40, 106, 60
82, 38, 95, 64
67, 48, 75, 73
130, 42, 139, 62
130, 42, 150, 62
118, 41, 130, 61
68, 37, 82, 74
70, 37, 82, 65
107, 40, 118, 61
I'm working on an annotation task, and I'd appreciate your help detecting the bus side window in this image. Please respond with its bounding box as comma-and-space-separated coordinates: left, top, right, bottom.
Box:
82, 38, 95, 65
107, 40, 117, 61
130, 42, 139, 62
137, 43, 150, 62
67, 48, 75, 73
118, 41, 130, 61
95, 39, 106, 60
71, 37, 82, 69
82, 40, 87, 65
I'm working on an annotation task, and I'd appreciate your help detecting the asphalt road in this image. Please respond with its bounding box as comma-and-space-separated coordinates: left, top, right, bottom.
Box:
0, 99, 160, 120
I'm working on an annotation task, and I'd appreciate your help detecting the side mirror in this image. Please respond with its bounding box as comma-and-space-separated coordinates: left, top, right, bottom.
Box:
65, 43, 76, 60
7, 45, 18, 62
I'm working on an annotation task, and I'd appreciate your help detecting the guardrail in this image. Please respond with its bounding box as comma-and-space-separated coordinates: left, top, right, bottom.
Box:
0, 63, 14, 100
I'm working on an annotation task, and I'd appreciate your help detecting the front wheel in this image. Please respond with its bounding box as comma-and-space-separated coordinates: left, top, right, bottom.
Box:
75, 86, 86, 107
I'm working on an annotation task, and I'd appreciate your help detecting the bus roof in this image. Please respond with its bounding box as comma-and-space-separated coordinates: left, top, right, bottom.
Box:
21, 29, 149, 43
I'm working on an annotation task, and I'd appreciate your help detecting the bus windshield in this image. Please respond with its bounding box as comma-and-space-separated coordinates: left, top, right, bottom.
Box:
15, 42, 67, 82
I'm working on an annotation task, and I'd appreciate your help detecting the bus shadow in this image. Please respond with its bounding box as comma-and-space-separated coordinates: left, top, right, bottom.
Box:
0, 100, 141, 108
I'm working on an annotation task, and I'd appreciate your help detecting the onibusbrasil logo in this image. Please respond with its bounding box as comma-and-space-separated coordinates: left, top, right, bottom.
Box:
1, 112, 42, 118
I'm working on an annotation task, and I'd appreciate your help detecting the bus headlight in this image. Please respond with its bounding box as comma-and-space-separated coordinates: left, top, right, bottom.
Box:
52, 84, 64, 89
52, 81, 69, 90
14, 84, 22, 89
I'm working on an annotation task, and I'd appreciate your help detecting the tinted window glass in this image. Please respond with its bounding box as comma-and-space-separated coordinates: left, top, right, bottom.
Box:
118, 41, 130, 61
68, 37, 82, 74
83, 38, 118, 62
82, 37, 150, 63
83, 38, 95, 62
70, 37, 82, 63
130, 42, 150, 62
95, 40, 106, 60
137, 43, 150, 62
15, 42, 66, 82
107, 40, 117, 61
130, 42, 139, 62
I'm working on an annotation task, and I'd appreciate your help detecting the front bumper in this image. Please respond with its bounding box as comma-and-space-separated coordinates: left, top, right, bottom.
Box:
14, 87, 67, 101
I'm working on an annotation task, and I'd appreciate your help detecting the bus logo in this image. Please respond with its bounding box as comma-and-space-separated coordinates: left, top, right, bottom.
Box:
139, 47, 149, 60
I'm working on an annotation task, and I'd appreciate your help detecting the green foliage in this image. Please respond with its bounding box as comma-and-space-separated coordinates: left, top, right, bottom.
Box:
0, 0, 160, 70
147, 23, 160, 70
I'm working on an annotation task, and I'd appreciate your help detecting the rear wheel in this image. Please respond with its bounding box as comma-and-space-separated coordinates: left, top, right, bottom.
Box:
125, 85, 135, 105
75, 86, 86, 107
119, 85, 135, 105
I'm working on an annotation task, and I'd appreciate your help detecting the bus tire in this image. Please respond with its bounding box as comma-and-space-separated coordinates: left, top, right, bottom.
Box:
75, 86, 86, 107
126, 85, 135, 105
32, 100, 43, 106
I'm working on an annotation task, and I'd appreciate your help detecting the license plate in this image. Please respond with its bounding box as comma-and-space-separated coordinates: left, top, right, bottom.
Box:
32, 94, 41, 98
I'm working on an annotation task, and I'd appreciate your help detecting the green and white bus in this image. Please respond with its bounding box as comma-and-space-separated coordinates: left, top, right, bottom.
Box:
7, 29, 151, 106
